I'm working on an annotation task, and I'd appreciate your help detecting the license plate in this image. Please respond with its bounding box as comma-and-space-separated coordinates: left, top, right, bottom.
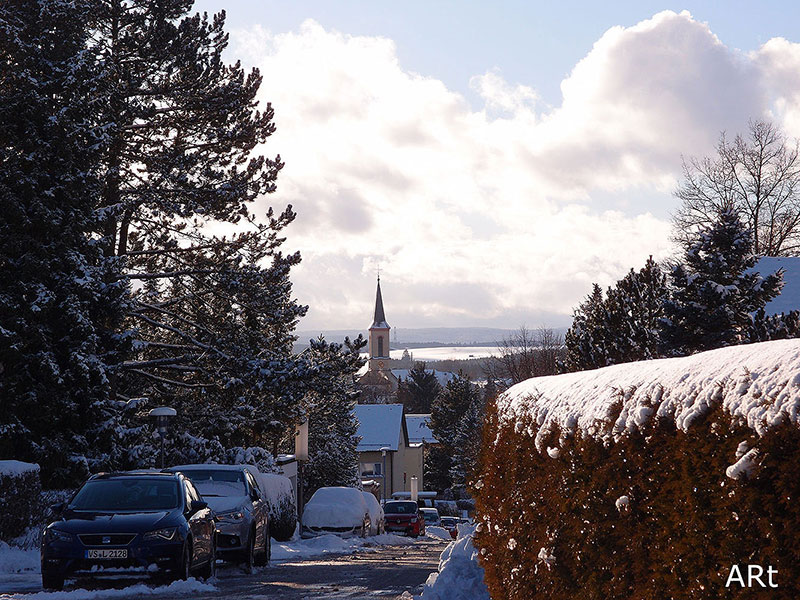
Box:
86, 549, 128, 559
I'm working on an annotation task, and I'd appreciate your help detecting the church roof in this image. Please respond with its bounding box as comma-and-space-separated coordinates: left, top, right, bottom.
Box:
371, 277, 390, 329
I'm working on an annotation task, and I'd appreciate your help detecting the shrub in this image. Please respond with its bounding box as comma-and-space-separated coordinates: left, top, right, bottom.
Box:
0, 461, 42, 541
474, 398, 800, 599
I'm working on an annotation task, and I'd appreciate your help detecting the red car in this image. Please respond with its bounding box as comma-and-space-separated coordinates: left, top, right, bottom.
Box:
383, 501, 426, 537
440, 516, 459, 539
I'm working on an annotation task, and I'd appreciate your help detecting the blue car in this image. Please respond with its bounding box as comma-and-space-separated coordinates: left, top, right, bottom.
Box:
40, 471, 216, 590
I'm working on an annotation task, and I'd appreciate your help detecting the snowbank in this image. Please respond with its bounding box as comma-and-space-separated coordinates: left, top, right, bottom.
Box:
499, 339, 800, 450
425, 527, 452, 541
271, 532, 413, 561
0, 541, 39, 574
421, 524, 489, 600
7, 578, 215, 599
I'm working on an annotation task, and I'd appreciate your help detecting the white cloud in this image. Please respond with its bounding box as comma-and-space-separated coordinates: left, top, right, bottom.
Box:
229, 12, 800, 330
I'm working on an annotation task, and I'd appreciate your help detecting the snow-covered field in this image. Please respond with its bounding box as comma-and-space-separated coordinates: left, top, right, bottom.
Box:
499, 339, 800, 451
390, 346, 497, 361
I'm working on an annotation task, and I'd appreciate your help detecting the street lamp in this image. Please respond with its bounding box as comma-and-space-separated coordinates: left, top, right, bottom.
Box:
380, 447, 391, 504
148, 406, 176, 469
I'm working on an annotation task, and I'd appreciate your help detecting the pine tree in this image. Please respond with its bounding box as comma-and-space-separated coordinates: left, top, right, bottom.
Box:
397, 362, 441, 413
564, 284, 610, 371
0, 0, 130, 486
661, 208, 784, 356
426, 373, 481, 493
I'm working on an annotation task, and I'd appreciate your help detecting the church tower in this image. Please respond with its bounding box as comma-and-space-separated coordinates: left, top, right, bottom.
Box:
368, 276, 390, 371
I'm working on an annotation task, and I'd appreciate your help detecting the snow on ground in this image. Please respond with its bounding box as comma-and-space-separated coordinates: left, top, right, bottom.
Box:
420, 524, 489, 600
499, 339, 800, 451
271, 532, 413, 561
6, 579, 215, 600
424, 527, 452, 541
0, 541, 39, 574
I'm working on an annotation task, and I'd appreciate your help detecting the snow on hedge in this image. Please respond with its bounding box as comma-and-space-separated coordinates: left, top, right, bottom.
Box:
499, 339, 800, 452
0, 461, 39, 477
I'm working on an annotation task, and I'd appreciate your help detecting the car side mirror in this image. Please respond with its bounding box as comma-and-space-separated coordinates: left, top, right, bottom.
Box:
189, 500, 207, 513
49, 502, 66, 516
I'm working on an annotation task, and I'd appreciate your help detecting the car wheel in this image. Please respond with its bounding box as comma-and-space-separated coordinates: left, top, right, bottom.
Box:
42, 571, 64, 591
199, 535, 216, 580
254, 524, 269, 567
242, 530, 255, 574
174, 541, 191, 581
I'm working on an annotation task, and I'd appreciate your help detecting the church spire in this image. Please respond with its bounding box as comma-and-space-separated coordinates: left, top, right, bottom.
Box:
371, 276, 389, 329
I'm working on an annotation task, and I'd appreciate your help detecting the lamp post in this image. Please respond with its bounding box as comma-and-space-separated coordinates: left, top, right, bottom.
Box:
147, 406, 176, 469
411, 475, 419, 503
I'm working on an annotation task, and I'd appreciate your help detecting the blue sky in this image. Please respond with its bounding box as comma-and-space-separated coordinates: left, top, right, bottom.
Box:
193, 1, 800, 330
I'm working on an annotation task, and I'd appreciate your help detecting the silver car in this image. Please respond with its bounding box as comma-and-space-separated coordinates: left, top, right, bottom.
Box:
167, 465, 270, 571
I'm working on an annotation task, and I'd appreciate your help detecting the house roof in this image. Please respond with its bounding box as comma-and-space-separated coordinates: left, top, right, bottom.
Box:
753, 256, 800, 316
354, 403, 408, 452
405, 414, 438, 445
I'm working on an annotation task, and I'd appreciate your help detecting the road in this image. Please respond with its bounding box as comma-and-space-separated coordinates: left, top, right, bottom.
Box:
0, 538, 449, 599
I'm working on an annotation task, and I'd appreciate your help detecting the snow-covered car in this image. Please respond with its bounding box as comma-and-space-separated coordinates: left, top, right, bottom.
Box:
301, 487, 371, 538
362, 492, 384, 536
166, 464, 270, 570
420, 507, 441, 527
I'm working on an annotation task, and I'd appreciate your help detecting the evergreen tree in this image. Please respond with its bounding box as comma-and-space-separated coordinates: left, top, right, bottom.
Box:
426, 373, 481, 493
564, 284, 611, 371
397, 362, 441, 413
661, 208, 784, 356
0, 0, 130, 486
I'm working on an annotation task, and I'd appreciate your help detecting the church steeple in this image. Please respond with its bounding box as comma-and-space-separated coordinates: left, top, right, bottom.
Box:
371, 276, 389, 329
368, 276, 390, 369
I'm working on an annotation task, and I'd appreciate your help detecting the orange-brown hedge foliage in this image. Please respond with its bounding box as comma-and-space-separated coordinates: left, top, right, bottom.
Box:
473, 396, 800, 600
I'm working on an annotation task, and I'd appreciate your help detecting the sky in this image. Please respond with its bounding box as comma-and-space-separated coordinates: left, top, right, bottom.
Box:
193, 1, 800, 331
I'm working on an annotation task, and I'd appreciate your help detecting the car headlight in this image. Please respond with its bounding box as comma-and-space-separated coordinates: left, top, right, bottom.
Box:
217, 510, 244, 522
44, 527, 72, 544
143, 527, 177, 541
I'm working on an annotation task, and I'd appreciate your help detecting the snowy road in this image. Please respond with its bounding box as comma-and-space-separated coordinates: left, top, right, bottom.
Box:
0, 537, 449, 600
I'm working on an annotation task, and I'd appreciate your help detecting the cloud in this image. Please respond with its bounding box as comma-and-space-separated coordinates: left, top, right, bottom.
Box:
229, 12, 800, 330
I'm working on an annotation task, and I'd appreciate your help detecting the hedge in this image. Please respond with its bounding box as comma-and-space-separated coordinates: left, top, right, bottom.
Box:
0, 460, 42, 541
473, 397, 800, 600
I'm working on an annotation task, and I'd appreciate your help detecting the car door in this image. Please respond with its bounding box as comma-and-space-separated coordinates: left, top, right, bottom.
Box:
184, 479, 212, 564
244, 471, 267, 546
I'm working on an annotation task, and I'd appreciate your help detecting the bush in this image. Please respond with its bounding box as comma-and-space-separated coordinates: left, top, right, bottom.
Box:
0, 461, 42, 541
474, 398, 800, 600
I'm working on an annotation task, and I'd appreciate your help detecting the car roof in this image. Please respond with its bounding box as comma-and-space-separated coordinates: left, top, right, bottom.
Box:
89, 471, 180, 480
167, 464, 254, 472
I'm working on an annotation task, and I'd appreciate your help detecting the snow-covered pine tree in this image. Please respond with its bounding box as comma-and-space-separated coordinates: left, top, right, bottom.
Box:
661, 208, 784, 356
397, 362, 442, 414
564, 284, 610, 371
449, 386, 487, 492
0, 0, 130, 486
426, 373, 481, 493
295, 336, 366, 498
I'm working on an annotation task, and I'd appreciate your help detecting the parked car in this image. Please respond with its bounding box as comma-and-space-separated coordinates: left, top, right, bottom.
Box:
440, 516, 459, 539
167, 464, 270, 571
301, 487, 370, 538
362, 492, 384, 536
419, 507, 441, 527
383, 500, 426, 538
40, 471, 215, 591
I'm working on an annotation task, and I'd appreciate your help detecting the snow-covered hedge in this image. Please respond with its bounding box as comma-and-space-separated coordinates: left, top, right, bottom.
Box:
255, 472, 296, 541
475, 340, 800, 600
0, 461, 41, 541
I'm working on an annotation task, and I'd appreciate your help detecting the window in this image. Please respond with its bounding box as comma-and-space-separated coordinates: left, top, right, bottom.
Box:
360, 463, 382, 477
378, 336, 384, 357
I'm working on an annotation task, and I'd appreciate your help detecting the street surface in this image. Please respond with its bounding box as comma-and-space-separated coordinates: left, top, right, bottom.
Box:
0, 538, 449, 599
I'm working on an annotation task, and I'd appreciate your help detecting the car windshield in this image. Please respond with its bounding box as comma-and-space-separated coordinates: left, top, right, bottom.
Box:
384, 501, 418, 514
180, 469, 246, 497
69, 478, 179, 511
441, 518, 456, 526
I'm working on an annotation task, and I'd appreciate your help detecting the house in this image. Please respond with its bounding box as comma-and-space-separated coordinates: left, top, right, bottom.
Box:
353, 403, 423, 500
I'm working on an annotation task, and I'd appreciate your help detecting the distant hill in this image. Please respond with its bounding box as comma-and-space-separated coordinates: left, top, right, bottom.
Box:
293, 326, 568, 351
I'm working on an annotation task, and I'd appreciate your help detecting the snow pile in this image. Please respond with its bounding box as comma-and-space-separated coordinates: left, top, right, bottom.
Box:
421, 524, 489, 600
10, 578, 215, 599
425, 526, 452, 541
0, 541, 39, 574
499, 339, 800, 450
301, 487, 368, 529
271, 532, 413, 561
